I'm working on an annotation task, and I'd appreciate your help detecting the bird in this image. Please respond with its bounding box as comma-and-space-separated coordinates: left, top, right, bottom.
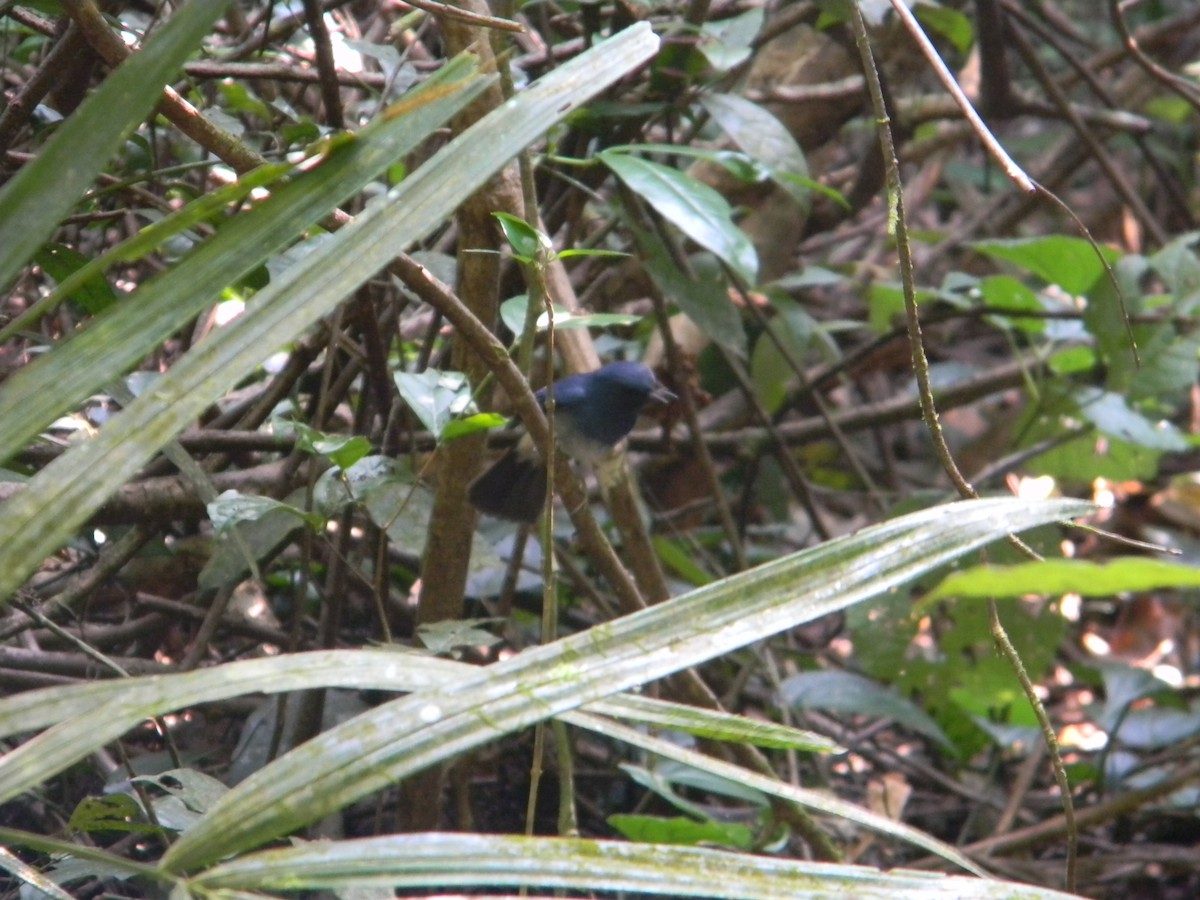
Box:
468, 361, 674, 522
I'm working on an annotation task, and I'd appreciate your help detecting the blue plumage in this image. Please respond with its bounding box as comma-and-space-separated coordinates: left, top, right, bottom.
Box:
469, 361, 673, 522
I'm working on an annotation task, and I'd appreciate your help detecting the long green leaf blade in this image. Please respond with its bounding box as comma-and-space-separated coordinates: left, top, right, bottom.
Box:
160, 497, 1089, 871
0, 1, 231, 290
0, 56, 485, 467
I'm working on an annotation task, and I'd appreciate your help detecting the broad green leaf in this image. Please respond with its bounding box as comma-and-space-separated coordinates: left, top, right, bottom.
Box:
198, 490, 311, 590
927, 557, 1200, 602
158, 497, 1088, 871
972, 236, 1120, 295
68, 794, 160, 837
601, 150, 758, 286
0, 1, 231, 291
630, 218, 747, 357
701, 93, 810, 207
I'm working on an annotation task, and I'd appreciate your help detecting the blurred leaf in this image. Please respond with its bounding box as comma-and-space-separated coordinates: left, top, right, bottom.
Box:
608, 814, 754, 850
1074, 387, 1189, 451
1027, 430, 1162, 483
914, 3, 975, 56
1090, 661, 1175, 733
416, 618, 504, 655
347, 456, 503, 573
779, 670, 952, 749
622, 761, 769, 819
697, 7, 764, 71
68, 795, 160, 837
1109, 697, 1200, 750
1146, 231, 1200, 303
1048, 345, 1098, 375
0, 1, 231, 291
750, 318, 799, 415
652, 535, 714, 587
442, 412, 508, 442
199, 490, 310, 590
972, 236, 1120, 295
927, 558, 1200, 603
977, 275, 1045, 334
601, 150, 758, 286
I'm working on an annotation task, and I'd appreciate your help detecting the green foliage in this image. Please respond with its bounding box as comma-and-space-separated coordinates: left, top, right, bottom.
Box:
600, 149, 759, 286
928, 558, 1200, 603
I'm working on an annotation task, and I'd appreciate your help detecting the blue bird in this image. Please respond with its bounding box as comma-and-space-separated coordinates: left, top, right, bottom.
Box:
468, 361, 674, 522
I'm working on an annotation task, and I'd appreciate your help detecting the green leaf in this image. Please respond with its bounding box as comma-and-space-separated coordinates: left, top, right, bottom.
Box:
32, 244, 119, 314
927, 558, 1200, 602
68, 794, 160, 837
914, 3, 975, 56
499, 295, 642, 334
600, 150, 758, 285
187, 831, 1078, 897
207, 490, 322, 535
630, 219, 747, 357
492, 211, 547, 261
441, 412, 508, 442
291, 422, 373, 470
588, 693, 841, 753
608, 814, 754, 850
416, 618, 505, 655
652, 535, 714, 587
393, 369, 473, 436
977, 275, 1045, 334
157, 496, 1087, 871
972, 236, 1120, 295
701, 93, 810, 208
0, 1, 232, 291
696, 7, 764, 72
1074, 387, 1189, 450
780, 670, 952, 749
199, 489, 312, 590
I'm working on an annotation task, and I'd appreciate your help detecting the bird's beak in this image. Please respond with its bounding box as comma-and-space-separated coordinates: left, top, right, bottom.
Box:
649, 382, 676, 406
